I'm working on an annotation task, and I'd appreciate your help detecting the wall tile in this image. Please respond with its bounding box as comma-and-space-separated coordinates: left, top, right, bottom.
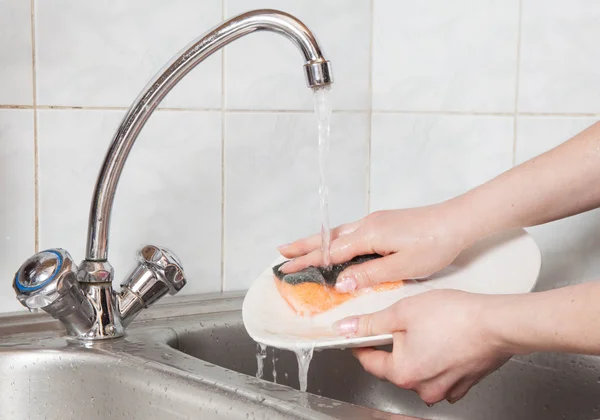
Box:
225, 0, 371, 110
0, 110, 35, 313
38, 109, 222, 295
35, 0, 222, 108
519, 0, 600, 113
516, 117, 600, 291
224, 112, 368, 290
370, 113, 513, 210
0, 0, 33, 105
372, 0, 519, 112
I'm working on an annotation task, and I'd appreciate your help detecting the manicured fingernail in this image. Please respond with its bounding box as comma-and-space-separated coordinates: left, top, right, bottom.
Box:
333, 317, 358, 336
335, 277, 357, 293
277, 243, 290, 251
279, 261, 292, 272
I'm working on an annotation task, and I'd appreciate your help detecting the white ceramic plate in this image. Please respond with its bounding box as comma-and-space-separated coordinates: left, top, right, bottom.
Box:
242, 229, 541, 351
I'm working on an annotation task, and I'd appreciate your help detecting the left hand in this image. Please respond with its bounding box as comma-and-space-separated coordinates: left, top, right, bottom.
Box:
334, 289, 513, 405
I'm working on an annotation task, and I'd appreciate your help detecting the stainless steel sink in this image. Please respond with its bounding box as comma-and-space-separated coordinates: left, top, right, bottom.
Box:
2, 292, 600, 419
0, 345, 238, 420
168, 308, 600, 420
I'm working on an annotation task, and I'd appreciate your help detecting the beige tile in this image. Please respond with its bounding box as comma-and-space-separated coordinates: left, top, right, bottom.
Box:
36, 0, 222, 108
371, 113, 514, 210
225, 0, 371, 110
0, 110, 35, 312
0, 0, 33, 105
38, 109, 222, 295
519, 0, 600, 113
224, 112, 368, 290
373, 0, 519, 112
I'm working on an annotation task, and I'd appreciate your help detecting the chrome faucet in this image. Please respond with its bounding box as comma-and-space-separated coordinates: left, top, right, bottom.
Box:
12, 9, 333, 340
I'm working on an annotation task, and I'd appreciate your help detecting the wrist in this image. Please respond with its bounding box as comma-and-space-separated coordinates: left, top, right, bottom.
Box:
481, 294, 533, 356
437, 195, 489, 250
443, 183, 520, 248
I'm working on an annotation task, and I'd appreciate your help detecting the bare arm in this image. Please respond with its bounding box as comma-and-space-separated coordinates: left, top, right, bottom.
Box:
339, 281, 600, 405
490, 281, 600, 355
454, 121, 600, 243
280, 122, 600, 288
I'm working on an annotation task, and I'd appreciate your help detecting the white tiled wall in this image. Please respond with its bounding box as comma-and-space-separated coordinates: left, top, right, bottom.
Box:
0, 0, 599, 313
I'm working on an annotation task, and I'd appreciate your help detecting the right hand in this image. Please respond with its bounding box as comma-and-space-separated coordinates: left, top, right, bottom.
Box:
334, 289, 512, 405
278, 203, 474, 292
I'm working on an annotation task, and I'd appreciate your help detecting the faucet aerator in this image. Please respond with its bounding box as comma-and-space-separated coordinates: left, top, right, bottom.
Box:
304, 60, 333, 88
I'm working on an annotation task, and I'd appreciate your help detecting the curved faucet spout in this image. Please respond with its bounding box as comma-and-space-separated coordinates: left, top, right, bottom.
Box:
85, 9, 333, 262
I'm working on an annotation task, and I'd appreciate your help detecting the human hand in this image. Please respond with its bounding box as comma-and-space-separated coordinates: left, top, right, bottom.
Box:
278, 203, 475, 292
334, 289, 512, 405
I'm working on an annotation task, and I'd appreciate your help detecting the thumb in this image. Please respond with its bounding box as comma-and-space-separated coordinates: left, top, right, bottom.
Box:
335, 254, 405, 292
333, 302, 406, 337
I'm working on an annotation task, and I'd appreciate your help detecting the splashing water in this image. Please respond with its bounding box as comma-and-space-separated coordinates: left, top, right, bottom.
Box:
272, 349, 278, 384
256, 343, 267, 379
313, 86, 333, 267
295, 347, 315, 392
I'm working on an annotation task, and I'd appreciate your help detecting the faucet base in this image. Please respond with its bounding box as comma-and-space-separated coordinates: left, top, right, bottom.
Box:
77, 282, 125, 340
14, 247, 184, 340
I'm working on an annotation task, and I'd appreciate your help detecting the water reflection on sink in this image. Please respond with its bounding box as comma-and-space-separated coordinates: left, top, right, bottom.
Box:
0, 350, 209, 420
170, 311, 600, 420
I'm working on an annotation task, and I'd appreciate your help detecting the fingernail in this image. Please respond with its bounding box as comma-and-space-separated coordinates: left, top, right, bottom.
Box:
335, 277, 357, 293
279, 261, 292, 272
277, 243, 290, 251
333, 317, 358, 336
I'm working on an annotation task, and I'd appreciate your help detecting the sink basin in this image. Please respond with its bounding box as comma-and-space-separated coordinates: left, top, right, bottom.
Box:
0, 349, 212, 420
169, 310, 600, 420
1, 294, 415, 420
2, 292, 600, 420
0, 332, 310, 420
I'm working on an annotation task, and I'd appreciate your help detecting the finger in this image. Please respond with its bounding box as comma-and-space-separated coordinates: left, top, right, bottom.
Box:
279, 230, 371, 274
334, 303, 406, 337
412, 371, 463, 406
352, 348, 394, 382
278, 248, 325, 274
278, 233, 321, 258
278, 222, 360, 258
337, 254, 405, 291
444, 358, 507, 404
445, 378, 474, 404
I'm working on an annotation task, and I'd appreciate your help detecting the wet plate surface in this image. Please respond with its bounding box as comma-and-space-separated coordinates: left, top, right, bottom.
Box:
243, 229, 542, 350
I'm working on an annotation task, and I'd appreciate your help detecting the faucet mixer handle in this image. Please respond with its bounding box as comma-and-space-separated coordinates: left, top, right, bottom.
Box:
118, 245, 186, 326
13, 249, 79, 310
123, 245, 186, 298
13, 249, 97, 337
137, 245, 186, 294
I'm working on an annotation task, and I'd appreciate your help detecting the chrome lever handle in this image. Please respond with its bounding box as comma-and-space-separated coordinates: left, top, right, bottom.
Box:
118, 245, 186, 326
13, 249, 96, 336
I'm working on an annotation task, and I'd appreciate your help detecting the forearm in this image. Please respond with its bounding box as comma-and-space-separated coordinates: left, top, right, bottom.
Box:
488, 282, 600, 355
446, 122, 600, 245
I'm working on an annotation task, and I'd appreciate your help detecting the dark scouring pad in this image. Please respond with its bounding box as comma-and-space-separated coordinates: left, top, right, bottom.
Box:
273, 254, 383, 287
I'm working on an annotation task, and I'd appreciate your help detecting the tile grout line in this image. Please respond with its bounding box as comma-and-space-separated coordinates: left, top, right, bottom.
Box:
0, 105, 34, 109
30, 0, 39, 253
373, 110, 516, 116
220, 0, 226, 292
3, 104, 600, 118
512, 0, 523, 166
366, 0, 374, 215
